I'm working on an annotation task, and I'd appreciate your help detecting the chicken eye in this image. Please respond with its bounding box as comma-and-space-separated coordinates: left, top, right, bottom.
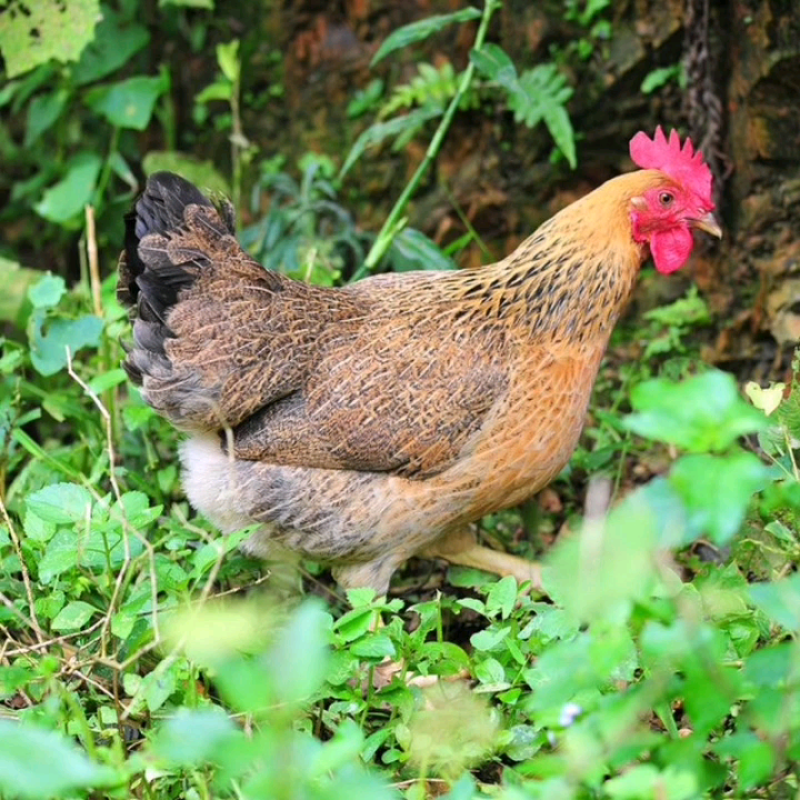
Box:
659, 191, 674, 206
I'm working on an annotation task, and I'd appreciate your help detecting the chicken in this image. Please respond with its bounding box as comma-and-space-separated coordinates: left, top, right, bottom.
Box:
118, 127, 720, 595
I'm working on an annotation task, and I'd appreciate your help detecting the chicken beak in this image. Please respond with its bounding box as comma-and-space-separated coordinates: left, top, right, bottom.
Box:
690, 212, 722, 239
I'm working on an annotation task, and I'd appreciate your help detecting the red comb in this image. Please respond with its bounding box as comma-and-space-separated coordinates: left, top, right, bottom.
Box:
629, 126, 714, 208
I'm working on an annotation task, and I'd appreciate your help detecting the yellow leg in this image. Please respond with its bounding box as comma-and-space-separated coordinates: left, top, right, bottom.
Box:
420, 527, 544, 593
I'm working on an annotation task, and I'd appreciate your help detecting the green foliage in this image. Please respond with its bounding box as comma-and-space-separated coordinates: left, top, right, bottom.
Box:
379, 61, 478, 121
239, 157, 370, 284
0, 2, 174, 250
641, 65, 685, 95
625, 370, 768, 453
640, 285, 711, 359
371, 7, 482, 66
3, 2, 800, 798
0, 0, 101, 78
470, 44, 576, 167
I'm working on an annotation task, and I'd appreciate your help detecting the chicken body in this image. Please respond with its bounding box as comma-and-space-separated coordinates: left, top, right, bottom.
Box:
120, 135, 719, 594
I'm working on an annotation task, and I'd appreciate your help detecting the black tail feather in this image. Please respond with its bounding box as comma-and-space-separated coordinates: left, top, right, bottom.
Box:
118, 172, 234, 385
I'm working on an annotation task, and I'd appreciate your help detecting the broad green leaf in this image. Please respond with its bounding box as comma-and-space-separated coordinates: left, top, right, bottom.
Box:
151, 708, 240, 767
388, 227, 456, 272
470, 625, 509, 651
485, 575, 518, 620
72, 9, 150, 85
166, 601, 271, 665
721, 732, 775, 791
216, 40, 240, 83
625, 370, 768, 452
26, 483, 92, 524
25, 89, 69, 146
350, 632, 397, 660
37, 531, 80, 584
744, 642, 797, 687
29, 311, 104, 375
474, 656, 506, 686
0, 720, 117, 798
605, 764, 697, 800
544, 488, 661, 622
34, 152, 102, 224
750, 574, 800, 632
86, 74, 167, 130
333, 606, 375, 643
194, 79, 232, 104
525, 627, 637, 713
372, 7, 481, 66
27, 273, 66, 309
667, 453, 770, 545
0, 0, 101, 78
51, 600, 97, 632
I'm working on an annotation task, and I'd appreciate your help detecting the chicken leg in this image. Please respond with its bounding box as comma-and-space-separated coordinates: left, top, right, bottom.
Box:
419, 527, 544, 593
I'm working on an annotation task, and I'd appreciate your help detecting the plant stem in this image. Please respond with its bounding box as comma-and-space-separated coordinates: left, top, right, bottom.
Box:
361, 0, 501, 273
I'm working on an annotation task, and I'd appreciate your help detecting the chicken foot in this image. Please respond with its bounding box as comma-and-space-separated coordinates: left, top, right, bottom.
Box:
419, 527, 544, 594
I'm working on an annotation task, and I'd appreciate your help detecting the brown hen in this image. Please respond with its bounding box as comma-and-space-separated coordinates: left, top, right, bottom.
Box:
119, 127, 720, 595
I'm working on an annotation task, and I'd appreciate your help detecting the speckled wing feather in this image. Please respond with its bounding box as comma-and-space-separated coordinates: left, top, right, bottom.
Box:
121, 173, 510, 478
232, 278, 510, 477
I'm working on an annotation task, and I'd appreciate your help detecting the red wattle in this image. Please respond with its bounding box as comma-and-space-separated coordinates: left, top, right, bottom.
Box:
649, 227, 694, 274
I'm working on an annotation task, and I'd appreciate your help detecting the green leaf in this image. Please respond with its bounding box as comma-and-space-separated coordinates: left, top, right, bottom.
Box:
544, 488, 660, 622
667, 453, 770, 545
27, 274, 66, 309
26, 483, 92, 524
34, 152, 102, 224
0, 0, 101, 78
85, 74, 167, 130
29, 312, 104, 375
216, 40, 240, 83
194, 79, 232, 104
511, 64, 576, 167
25, 89, 69, 146
340, 106, 440, 177
372, 7, 481, 66
151, 708, 240, 767
350, 632, 397, 660
470, 42, 519, 87
473, 50, 577, 168
641, 65, 681, 95
625, 370, 768, 452
0, 719, 117, 798
470, 625, 510, 651
542, 101, 577, 168
51, 600, 97, 632
605, 764, 697, 800
388, 227, 456, 272
743, 641, 797, 686
474, 656, 506, 686
71, 9, 150, 85
485, 575, 518, 620
750, 574, 800, 632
